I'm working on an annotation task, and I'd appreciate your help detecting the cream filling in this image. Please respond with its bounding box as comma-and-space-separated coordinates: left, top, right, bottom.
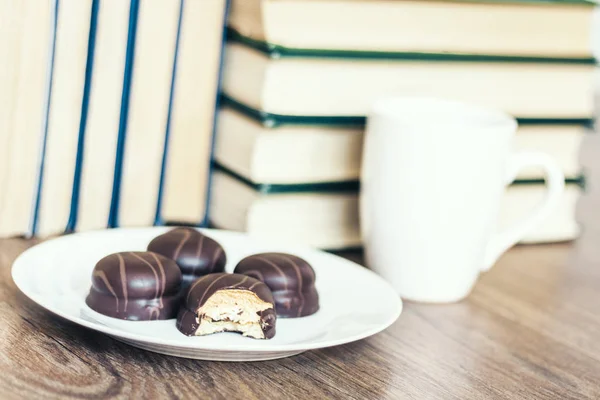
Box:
195, 319, 266, 339
194, 289, 272, 339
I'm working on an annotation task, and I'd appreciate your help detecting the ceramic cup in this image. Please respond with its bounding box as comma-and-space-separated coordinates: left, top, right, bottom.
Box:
360, 97, 565, 303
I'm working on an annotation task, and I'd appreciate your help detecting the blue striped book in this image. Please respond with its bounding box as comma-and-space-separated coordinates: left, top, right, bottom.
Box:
0, 0, 57, 237
0, 0, 228, 237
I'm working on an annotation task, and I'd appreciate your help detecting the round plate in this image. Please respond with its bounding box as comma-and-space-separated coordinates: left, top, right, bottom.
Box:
12, 228, 402, 361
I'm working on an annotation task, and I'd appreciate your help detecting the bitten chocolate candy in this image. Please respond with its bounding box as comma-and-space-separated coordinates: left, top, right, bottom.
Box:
234, 253, 319, 318
86, 252, 183, 320
177, 273, 276, 339
147, 227, 226, 286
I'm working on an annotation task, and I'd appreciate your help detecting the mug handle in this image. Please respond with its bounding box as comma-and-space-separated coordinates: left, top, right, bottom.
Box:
482, 151, 565, 271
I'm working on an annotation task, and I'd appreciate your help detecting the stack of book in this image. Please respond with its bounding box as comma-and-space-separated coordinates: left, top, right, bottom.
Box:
0, 0, 228, 237
211, 0, 598, 249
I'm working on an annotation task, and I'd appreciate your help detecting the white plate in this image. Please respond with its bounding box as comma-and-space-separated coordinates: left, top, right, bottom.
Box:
12, 228, 402, 361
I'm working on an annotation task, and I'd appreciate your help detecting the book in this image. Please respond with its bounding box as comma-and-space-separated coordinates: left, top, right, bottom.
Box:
157, 0, 228, 226
0, 0, 227, 237
209, 167, 583, 249
75, 0, 131, 232
215, 106, 589, 184
0, 0, 55, 236
114, 0, 180, 227
76, 0, 227, 231
228, 0, 597, 58
210, 167, 361, 249
35, 0, 94, 237
222, 41, 595, 119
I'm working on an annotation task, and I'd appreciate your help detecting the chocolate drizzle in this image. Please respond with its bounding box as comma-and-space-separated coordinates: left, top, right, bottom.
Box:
183, 273, 274, 312
86, 251, 183, 321
147, 228, 226, 286
234, 253, 319, 318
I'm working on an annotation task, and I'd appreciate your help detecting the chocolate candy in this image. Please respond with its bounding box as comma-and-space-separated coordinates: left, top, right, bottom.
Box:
234, 253, 319, 318
147, 227, 226, 286
177, 273, 276, 339
86, 252, 183, 321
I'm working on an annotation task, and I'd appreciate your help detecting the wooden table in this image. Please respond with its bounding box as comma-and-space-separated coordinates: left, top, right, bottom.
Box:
2, 227, 600, 399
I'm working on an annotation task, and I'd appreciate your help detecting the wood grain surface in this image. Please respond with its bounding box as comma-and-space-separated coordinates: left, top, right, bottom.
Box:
4, 233, 600, 399
2, 136, 600, 399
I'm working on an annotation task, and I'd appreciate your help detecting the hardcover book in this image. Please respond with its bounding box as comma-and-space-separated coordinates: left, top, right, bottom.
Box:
0, 0, 55, 236
0, 0, 227, 237
36, 0, 94, 237
222, 39, 596, 119
76, 0, 130, 232
216, 102, 591, 184
210, 165, 584, 249
158, 0, 228, 226
116, 0, 181, 228
228, 0, 598, 58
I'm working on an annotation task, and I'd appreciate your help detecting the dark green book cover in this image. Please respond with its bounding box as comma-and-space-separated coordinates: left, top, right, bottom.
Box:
227, 28, 597, 65
221, 94, 596, 130
213, 162, 586, 194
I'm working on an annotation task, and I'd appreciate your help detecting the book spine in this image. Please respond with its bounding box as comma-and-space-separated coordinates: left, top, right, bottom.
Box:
153, 0, 185, 226
29, 0, 60, 237
107, 0, 140, 228
200, 0, 230, 227
65, 0, 100, 233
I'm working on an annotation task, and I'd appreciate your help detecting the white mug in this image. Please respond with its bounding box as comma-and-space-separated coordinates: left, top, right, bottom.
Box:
360, 97, 565, 303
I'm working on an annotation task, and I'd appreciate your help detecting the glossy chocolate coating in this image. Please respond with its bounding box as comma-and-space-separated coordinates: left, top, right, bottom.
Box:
86, 251, 183, 321
234, 253, 319, 318
176, 273, 276, 339
147, 227, 226, 286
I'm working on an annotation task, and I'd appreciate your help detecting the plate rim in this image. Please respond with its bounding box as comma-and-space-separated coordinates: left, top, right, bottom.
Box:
11, 227, 402, 353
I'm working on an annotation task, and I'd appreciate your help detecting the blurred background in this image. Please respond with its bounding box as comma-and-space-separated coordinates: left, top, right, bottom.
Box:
0, 0, 597, 248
